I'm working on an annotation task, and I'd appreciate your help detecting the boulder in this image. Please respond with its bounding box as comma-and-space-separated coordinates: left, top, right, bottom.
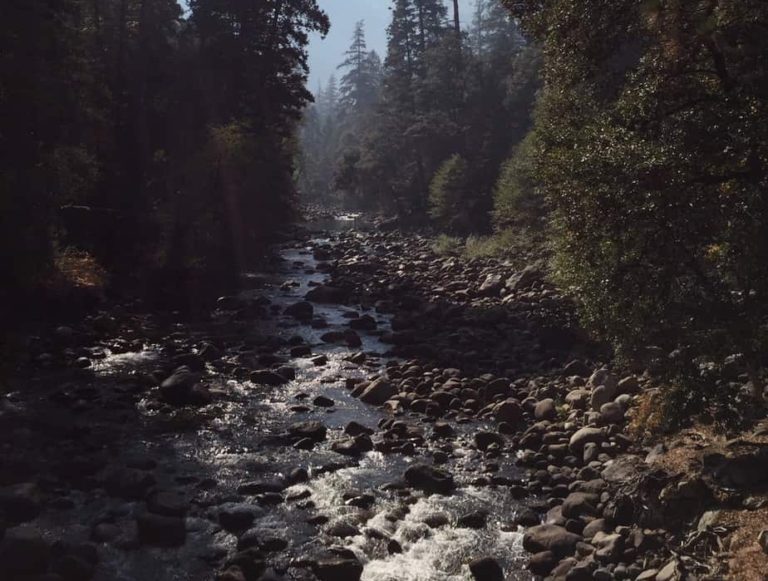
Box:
404, 464, 454, 495
358, 379, 396, 405
305, 286, 349, 304
312, 556, 363, 581
136, 512, 186, 547
288, 421, 327, 442
284, 301, 313, 320
569, 427, 605, 452
469, 556, 504, 581
534, 399, 557, 421
561, 492, 599, 519
522, 524, 581, 558
474, 431, 504, 451
250, 370, 289, 386
506, 265, 542, 292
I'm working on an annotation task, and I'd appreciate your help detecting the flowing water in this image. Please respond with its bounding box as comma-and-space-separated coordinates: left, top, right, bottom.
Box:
17, 216, 531, 580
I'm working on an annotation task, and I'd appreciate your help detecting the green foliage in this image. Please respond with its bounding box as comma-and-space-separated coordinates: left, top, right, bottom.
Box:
508, 0, 768, 393
1, 0, 328, 320
429, 154, 471, 234
493, 131, 545, 230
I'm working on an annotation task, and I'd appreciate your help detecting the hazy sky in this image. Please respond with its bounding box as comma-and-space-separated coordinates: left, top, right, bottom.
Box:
308, 0, 477, 94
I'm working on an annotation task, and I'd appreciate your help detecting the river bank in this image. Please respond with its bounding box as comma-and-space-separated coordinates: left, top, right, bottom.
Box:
1, 217, 766, 581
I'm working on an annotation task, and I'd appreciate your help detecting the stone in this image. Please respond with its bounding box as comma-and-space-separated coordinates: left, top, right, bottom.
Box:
561, 492, 599, 519
313, 395, 335, 407
656, 559, 683, 581
592, 531, 624, 563
457, 510, 488, 529
599, 402, 624, 424
404, 464, 455, 495
759, 529, 768, 554
358, 379, 396, 405
581, 518, 606, 540
535, 398, 557, 421
327, 522, 360, 538
219, 504, 261, 532
423, 513, 450, 528
250, 370, 289, 386
160, 366, 209, 406
469, 556, 504, 580
569, 427, 605, 452
288, 421, 327, 442
474, 431, 504, 451
528, 551, 557, 576
305, 285, 349, 304
506, 265, 542, 292
564, 360, 590, 377
331, 435, 373, 457
0, 526, 51, 575
147, 490, 189, 517
344, 421, 374, 436
0, 482, 41, 523
617, 376, 640, 394
590, 385, 615, 411
514, 508, 541, 527
136, 512, 186, 547
495, 400, 523, 424
313, 556, 363, 581
479, 274, 504, 297
522, 524, 581, 558
285, 301, 313, 320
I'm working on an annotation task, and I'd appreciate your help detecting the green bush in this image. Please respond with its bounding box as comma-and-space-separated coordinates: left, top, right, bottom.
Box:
508, 0, 768, 400
493, 131, 545, 230
429, 154, 471, 234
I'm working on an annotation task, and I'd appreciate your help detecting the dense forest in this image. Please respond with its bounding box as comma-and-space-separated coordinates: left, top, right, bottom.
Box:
298, 0, 539, 234
1, 0, 328, 323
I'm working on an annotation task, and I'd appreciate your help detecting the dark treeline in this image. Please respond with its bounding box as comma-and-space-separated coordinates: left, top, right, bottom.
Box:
1, 0, 328, 320
298, 0, 540, 234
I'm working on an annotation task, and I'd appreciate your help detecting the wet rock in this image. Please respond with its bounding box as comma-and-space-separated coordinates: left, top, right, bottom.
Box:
50, 540, 98, 581
225, 549, 266, 581
91, 522, 120, 543
0, 526, 51, 575
469, 556, 504, 581
147, 490, 189, 517
160, 366, 210, 406
458, 510, 488, 529
528, 551, 557, 576
311, 355, 328, 366
172, 352, 205, 372
327, 521, 360, 538
313, 395, 335, 407
290, 345, 312, 357
522, 524, 581, 558
514, 508, 541, 528
288, 421, 327, 442
433, 422, 454, 437
344, 421, 374, 437
475, 431, 503, 451
358, 379, 396, 405
219, 504, 262, 532
332, 435, 373, 457
103, 467, 156, 500
250, 370, 289, 386
305, 285, 349, 304
422, 513, 450, 528
404, 464, 455, 495
313, 556, 363, 581
0, 482, 41, 523
136, 512, 186, 547
349, 315, 377, 331
285, 301, 313, 320
387, 539, 403, 554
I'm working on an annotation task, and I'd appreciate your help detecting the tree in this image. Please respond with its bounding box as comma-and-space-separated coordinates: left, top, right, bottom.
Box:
506, 0, 768, 413
429, 154, 471, 233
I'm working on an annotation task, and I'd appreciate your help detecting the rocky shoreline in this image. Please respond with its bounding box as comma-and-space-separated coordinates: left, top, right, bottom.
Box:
1, 222, 766, 581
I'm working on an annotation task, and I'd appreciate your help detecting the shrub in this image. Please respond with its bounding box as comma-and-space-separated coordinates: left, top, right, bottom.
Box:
429, 154, 472, 234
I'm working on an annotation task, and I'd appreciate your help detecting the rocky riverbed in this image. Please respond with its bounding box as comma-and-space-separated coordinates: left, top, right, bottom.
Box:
2, 216, 767, 581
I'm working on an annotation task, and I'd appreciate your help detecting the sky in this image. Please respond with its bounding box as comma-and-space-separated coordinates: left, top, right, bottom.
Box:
308, 0, 477, 94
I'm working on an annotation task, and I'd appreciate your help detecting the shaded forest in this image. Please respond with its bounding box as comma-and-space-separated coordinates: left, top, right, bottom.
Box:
1, 0, 328, 323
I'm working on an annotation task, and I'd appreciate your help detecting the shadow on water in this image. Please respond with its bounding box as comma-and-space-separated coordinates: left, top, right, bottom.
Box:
1, 215, 533, 581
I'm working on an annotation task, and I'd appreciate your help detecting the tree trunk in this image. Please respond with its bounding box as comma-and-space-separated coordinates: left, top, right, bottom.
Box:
453, 0, 461, 36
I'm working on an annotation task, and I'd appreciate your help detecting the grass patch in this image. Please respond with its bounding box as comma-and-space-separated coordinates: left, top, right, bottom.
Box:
432, 227, 551, 269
